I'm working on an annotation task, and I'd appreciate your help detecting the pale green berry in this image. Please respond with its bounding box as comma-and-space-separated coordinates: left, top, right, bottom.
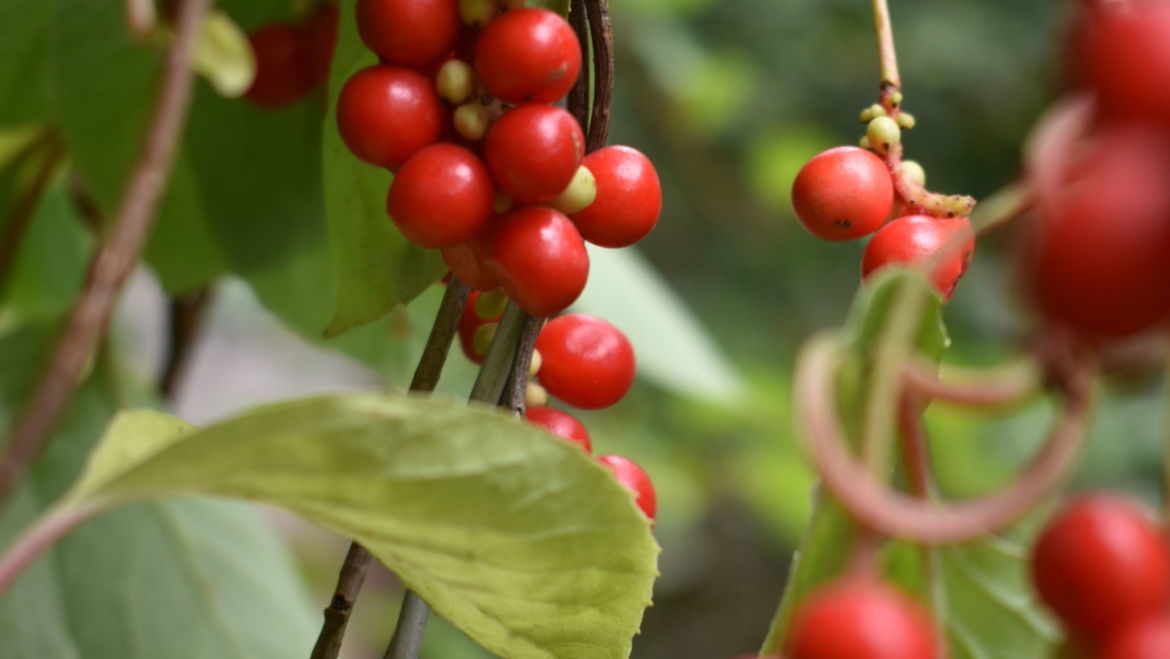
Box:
895, 112, 916, 129
473, 323, 498, 356
454, 102, 492, 141
458, 0, 497, 26
900, 160, 926, 187
550, 165, 597, 214
866, 116, 901, 154
475, 289, 508, 320
436, 59, 475, 104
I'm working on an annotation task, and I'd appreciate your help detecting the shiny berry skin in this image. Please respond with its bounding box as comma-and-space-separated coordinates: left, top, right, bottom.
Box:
474, 8, 581, 104
785, 578, 938, 659
486, 207, 589, 317
303, 3, 339, 85
570, 146, 662, 248
1099, 617, 1170, 659
337, 65, 445, 169
245, 24, 315, 108
1022, 125, 1170, 339
1030, 493, 1170, 638
597, 455, 655, 520
1080, 3, 1170, 123
387, 144, 495, 248
536, 314, 634, 409
457, 291, 501, 363
484, 105, 584, 204
356, 0, 460, 68
526, 406, 591, 453
791, 146, 893, 241
442, 239, 499, 291
861, 214, 974, 300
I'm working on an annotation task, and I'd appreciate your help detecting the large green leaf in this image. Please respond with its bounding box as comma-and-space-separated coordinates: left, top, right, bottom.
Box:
573, 246, 744, 402
321, 0, 444, 337
0, 0, 56, 125
51, 393, 659, 659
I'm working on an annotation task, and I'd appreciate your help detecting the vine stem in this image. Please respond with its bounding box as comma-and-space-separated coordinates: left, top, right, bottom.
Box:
0, 0, 211, 510
0, 502, 102, 596
310, 278, 470, 659
871, 0, 900, 92
902, 355, 1042, 410
797, 332, 1094, 544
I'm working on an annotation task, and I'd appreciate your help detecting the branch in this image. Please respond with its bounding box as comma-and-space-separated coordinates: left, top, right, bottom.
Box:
500, 314, 544, 415
0, 0, 212, 508
159, 286, 214, 400
311, 278, 470, 659
902, 355, 1042, 410
870, 0, 900, 93
796, 332, 1094, 545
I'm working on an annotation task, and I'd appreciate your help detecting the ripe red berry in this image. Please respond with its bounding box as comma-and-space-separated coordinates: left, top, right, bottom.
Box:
791, 146, 893, 241
387, 144, 495, 248
474, 8, 581, 104
785, 578, 938, 659
356, 0, 460, 68
526, 406, 591, 453
1079, 3, 1170, 123
597, 455, 655, 520
245, 24, 316, 108
1022, 125, 1170, 339
1099, 617, 1170, 659
486, 207, 589, 317
536, 314, 634, 409
301, 3, 339, 86
336, 65, 445, 169
570, 146, 662, 248
861, 214, 974, 300
1031, 494, 1170, 638
457, 290, 503, 363
442, 239, 499, 291
484, 105, 584, 203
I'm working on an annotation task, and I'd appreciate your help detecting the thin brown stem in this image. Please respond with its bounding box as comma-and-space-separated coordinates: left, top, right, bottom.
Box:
0, 0, 212, 509
500, 314, 544, 415
159, 286, 214, 401
797, 332, 1094, 545
311, 278, 469, 659
582, 0, 613, 152
871, 0, 900, 93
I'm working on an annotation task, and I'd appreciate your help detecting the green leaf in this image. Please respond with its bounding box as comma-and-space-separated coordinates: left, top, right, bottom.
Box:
0, 185, 92, 320
573, 246, 744, 402
0, 0, 56, 125
61, 394, 660, 659
321, 0, 444, 337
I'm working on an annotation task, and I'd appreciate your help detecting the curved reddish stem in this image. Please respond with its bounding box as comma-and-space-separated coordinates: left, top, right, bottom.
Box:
797, 333, 1093, 545
902, 357, 1041, 410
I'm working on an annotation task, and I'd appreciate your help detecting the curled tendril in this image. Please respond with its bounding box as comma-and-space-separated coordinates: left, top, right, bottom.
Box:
796, 332, 1094, 545
902, 355, 1043, 410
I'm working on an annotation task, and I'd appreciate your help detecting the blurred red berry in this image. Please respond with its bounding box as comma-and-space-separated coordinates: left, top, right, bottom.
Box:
597, 454, 655, 520
526, 406, 591, 453
785, 578, 938, 659
861, 214, 973, 300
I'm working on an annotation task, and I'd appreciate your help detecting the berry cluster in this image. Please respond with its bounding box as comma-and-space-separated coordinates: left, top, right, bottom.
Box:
459, 293, 655, 520
784, 576, 939, 659
337, 0, 662, 318
1021, 1, 1170, 341
1031, 494, 1170, 658
245, 3, 339, 108
791, 138, 973, 301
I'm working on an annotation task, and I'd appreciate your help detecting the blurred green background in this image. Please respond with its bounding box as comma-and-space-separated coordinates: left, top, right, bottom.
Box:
6, 0, 1169, 657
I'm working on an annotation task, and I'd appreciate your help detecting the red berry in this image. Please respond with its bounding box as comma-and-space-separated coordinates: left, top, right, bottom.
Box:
303, 3, 339, 85
1080, 3, 1170, 123
484, 105, 584, 203
387, 144, 495, 248
536, 314, 634, 409
356, 0, 460, 68
1099, 617, 1170, 659
245, 24, 316, 108
1022, 124, 1170, 339
336, 65, 445, 169
1031, 493, 1170, 638
526, 406, 591, 453
474, 8, 581, 104
457, 291, 502, 363
486, 207, 589, 317
861, 214, 974, 300
442, 239, 499, 291
570, 146, 662, 247
791, 146, 893, 241
597, 455, 655, 520
785, 578, 938, 659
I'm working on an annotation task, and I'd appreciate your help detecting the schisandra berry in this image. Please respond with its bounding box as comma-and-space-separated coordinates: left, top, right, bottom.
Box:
484, 104, 584, 204
356, 0, 460, 68
303, 3, 339, 85
526, 406, 591, 453
1098, 617, 1170, 659
785, 578, 938, 659
457, 290, 503, 363
597, 455, 655, 520
245, 24, 316, 108
536, 314, 634, 409
861, 214, 974, 301
337, 65, 444, 169
1030, 493, 1170, 638
474, 8, 581, 104
486, 206, 589, 317
570, 146, 662, 248
1079, 2, 1170, 123
442, 239, 499, 291
791, 146, 893, 241
386, 144, 494, 248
